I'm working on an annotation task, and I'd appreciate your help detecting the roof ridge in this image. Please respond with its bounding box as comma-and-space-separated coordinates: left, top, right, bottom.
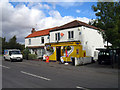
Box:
36, 26, 58, 32
25, 26, 58, 38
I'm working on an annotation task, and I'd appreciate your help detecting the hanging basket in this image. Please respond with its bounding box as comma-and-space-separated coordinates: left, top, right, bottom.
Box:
46, 46, 54, 52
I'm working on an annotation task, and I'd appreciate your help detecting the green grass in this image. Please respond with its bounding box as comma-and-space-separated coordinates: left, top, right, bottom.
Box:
0, 54, 3, 56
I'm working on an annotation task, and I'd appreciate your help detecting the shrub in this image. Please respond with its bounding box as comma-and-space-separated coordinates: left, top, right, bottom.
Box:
23, 47, 30, 60
28, 54, 37, 60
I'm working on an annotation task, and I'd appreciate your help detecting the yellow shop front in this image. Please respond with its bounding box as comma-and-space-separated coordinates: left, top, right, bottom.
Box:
45, 41, 87, 62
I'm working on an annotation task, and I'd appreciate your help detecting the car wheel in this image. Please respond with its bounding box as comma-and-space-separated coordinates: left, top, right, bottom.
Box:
98, 61, 102, 64
10, 59, 13, 62
20, 59, 23, 62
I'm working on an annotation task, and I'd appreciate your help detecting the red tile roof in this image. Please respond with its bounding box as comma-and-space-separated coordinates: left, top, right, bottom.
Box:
25, 27, 58, 38
26, 20, 103, 38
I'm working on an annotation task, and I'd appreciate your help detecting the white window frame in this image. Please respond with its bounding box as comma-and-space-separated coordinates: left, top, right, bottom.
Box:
41, 37, 44, 44
55, 33, 60, 41
29, 39, 31, 45
68, 31, 74, 39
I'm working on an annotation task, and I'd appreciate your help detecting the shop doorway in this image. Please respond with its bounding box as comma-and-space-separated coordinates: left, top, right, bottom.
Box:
56, 46, 61, 61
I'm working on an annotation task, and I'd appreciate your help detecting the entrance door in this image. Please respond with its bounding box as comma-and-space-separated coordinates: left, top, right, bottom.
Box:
56, 46, 61, 61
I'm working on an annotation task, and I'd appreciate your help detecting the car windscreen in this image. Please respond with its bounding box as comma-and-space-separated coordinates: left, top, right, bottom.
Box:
9, 51, 21, 55
99, 51, 110, 56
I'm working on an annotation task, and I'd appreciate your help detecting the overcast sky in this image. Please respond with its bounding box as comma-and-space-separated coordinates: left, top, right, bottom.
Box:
1, 1, 97, 44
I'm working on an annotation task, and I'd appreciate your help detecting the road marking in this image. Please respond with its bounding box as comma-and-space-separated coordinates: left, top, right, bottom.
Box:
0, 65, 10, 69
76, 86, 89, 90
21, 71, 51, 81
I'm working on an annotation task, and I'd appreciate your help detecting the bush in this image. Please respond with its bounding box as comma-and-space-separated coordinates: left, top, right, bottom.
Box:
28, 54, 37, 60
23, 47, 30, 60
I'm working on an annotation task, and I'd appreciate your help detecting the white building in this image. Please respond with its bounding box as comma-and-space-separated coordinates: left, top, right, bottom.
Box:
25, 20, 105, 60
25, 27, 57, 58
49, 20, 105, 60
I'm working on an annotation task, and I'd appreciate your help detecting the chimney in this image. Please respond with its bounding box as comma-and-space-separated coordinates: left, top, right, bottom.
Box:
31, 28, 36, 33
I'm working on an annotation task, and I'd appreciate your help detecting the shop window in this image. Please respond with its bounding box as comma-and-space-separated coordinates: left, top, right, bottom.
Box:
62, 46, 72, 53
68, 31, 74, 39
41, 37, 44, 44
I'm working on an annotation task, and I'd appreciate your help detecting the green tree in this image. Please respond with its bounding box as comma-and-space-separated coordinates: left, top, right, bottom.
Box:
8, 35, 17, 49
90, 2, 120, 48
2, 37, 8, 53
2, 36, 25, 54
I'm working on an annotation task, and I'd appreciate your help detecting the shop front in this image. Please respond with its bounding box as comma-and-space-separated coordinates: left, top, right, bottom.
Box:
45, 41, 87, 62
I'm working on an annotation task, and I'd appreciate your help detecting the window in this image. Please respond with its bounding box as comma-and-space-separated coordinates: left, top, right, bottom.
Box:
55, 33, 60, 41
55, 33, 57, 41
47, 36, 49, 39
79, 32, 81, 35
68, 31, 74, 39
29, 39, 31, 45
41, 37, 44, 43
58, 33, 60, 40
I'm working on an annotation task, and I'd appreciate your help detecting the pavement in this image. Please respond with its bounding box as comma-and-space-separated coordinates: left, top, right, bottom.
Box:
1, 56, 119, 89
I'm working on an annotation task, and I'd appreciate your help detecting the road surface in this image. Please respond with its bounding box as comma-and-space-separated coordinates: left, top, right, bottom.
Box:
1, 57, 119, 89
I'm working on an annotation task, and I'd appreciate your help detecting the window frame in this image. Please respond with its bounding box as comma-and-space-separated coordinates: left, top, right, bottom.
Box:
68, 31, 74, 39
55, 32, 60, 41
29, 39, 31, 45
41, 37, 44, 44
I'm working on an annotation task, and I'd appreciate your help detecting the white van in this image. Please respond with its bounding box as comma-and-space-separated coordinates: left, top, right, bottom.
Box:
3, 49, 23, 62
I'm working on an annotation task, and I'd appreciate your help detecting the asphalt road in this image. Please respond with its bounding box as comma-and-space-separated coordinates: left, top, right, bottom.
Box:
1, 57, 119, 89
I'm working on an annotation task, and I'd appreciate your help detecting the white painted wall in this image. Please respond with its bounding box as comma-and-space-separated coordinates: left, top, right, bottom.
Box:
50, 27, 80, 43
81, 26, 104, 58
25, 35, 49, 47
49, 26, 105, 59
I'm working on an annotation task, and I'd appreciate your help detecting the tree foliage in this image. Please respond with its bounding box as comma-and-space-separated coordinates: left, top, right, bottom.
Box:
1, 35, 25, 54
89, 2, 120, 48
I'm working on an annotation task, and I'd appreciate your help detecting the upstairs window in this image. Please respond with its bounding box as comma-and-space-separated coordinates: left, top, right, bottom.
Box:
29, 39, 31, 45
68, 31, 74, 39
41, 37, 44, 44
55, 33, 60, 41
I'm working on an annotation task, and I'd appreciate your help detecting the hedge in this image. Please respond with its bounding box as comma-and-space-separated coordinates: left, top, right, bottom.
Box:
28, 54, 37, 60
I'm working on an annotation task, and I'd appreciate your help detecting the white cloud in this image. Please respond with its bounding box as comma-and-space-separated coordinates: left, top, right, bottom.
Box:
49, 10, 61, 18
76, 9, 81, 13
27, 2, 50, 10
1, 2, 91, 44
48, 2, 84, 9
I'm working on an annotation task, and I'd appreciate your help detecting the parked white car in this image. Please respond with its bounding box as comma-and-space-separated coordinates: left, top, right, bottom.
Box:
3, 49, 23, 62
